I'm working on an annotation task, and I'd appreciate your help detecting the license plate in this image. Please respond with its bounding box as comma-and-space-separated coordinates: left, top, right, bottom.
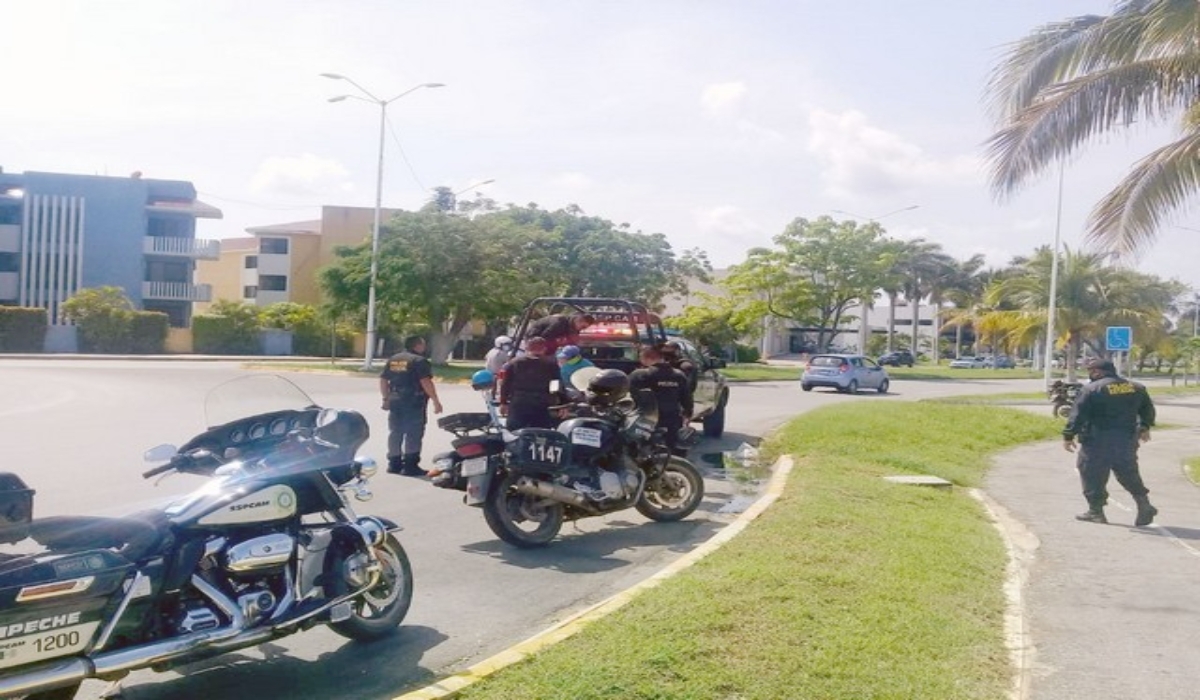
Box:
461, 457, 489, 477
571, 427, 602, 447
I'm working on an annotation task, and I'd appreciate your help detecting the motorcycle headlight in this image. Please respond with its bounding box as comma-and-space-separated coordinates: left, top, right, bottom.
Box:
355, 455, 378, 479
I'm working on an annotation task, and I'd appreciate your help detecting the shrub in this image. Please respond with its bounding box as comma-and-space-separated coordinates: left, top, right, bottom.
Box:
0, 307, 48, 352
128, 312, 169, 354
734, 343, 760, 363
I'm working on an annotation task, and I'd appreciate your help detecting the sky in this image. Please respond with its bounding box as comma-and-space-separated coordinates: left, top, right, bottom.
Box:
4, 0, 1198, 295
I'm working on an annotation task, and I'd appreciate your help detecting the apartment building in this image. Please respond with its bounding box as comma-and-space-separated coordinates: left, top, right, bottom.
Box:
0, 169, 220, 333
198, 205, 399, 309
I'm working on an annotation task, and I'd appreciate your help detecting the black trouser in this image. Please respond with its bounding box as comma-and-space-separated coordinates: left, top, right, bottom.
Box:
659, 413, 683, 455
388, 406, 428, 464
506, 402, 555, 431
1077, 436, 1148, 508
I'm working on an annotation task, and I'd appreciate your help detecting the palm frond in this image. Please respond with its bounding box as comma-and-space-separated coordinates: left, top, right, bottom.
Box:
1087, 128, 1200, 257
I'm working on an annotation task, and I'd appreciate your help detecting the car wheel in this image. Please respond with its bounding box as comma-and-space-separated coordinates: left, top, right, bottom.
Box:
801, 383, 813, 392
844, 380, 858, 394
877, 379, 890, 394
702, 392, 727, 438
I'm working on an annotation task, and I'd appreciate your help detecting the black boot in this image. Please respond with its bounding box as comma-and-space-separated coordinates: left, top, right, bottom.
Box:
387, 456, 405, 475
1075, 506, 1107, 524
399, 454, 426, 477
1134, 495, 1158, 527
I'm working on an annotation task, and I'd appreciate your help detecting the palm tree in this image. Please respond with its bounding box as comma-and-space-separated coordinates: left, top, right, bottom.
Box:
986, 1, 1200, 257
895, 240, 955, 360
983, 246, 1182, 381
939, 255, 991, 358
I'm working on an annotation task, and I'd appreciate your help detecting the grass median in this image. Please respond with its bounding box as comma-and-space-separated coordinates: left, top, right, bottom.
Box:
451, 402, 1061, 700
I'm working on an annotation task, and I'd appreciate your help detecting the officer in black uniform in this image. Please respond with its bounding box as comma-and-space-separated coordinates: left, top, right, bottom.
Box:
629, 345, 694, 455
526, 312, 595, 354
662, 340, 698, 393
379, 336, 443, 476
498, 336, 561, 430
1063, 358, 1157, 525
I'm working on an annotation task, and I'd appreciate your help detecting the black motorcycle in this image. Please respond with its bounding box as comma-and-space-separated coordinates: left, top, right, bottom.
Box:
1049, 380, 1083, 418
429, 368, 705, 548
0, 375, 413, 700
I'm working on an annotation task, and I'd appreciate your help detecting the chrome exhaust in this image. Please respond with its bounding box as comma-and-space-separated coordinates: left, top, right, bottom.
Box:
513, 477, 596, 510
0, 657, 91, 697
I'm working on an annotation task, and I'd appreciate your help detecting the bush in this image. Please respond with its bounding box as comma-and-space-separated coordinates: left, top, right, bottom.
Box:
0, 307, 48, 352
193, 315, 260, 355
735, 343, 760, 363
128, 312, 169, 354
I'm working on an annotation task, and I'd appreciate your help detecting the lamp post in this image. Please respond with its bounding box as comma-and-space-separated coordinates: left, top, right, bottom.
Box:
1043, 162, 1065, 386
322, 73, 445, 370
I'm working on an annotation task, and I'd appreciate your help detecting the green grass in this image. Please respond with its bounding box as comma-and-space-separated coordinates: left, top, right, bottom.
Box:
452, 402, 1061, 700
1185, 456, 1200, 485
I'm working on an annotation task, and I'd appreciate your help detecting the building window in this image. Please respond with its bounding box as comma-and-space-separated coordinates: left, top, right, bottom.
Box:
243, 285, 258, 299
147, 217, 187, 237
0, 253, 17, 272
0, 206, 19, 225
259, 275, 287, 292
260, 237, 288, 255
146, 260, 188, 283
244, 255, 258, 269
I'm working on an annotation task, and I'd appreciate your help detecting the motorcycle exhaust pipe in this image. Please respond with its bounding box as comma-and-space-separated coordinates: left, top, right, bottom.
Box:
0, 657, 91, 698
513, 477, 596, 511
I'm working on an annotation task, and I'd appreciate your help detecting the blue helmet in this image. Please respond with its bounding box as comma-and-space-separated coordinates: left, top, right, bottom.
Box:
471, 369, 495, 391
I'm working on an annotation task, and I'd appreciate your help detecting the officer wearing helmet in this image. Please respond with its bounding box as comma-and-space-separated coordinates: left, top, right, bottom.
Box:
485, 335, 514, 375
661, 340, 698, 392
629, 345, 693, 455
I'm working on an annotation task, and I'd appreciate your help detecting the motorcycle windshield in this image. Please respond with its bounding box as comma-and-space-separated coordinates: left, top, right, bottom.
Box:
204, 374, 319, 429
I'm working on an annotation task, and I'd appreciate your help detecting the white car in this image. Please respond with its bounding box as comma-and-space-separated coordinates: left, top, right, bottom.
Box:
949, 356, 987, 369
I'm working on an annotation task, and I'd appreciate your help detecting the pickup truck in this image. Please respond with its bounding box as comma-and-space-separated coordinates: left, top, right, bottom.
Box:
508, 297, 731, 438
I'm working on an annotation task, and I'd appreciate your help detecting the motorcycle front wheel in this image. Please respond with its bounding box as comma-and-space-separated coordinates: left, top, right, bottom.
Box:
1054, 402, 1072, 419
483, 472, 564, 548
330, 534, 414, 641
636, 456, 704, 522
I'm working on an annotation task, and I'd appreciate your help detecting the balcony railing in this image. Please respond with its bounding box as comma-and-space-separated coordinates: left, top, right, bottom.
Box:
142, 281, 212, 302
143, 236, 220, 260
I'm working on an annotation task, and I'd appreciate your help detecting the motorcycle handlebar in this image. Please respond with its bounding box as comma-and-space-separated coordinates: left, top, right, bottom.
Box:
142, 449, 218, 479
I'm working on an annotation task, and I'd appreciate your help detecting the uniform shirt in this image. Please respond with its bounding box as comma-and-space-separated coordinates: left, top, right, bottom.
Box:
1063, 374, 1155, 442
499, 355, 560, 408
629, 362, 693, 418
527, 315, 578, 353
380, 351, 432, 410
559, 356, 596, 390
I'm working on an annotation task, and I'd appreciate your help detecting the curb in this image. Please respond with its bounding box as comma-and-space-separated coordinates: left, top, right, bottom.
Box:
970, 489, 1038, 700
393, 455, 795, 700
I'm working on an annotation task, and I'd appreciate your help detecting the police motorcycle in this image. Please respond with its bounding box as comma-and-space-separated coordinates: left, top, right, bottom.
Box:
0, 375, 413, 700
1049, 380, 1083, 419
429, 367, 705, 548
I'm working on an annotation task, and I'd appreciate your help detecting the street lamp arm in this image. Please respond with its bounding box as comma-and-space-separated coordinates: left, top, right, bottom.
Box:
320, 72, 382, 102
384, 82, 446, 104
832, 205, 920, 222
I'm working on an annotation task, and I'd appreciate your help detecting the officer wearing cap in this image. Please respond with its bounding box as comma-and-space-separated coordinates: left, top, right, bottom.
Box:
630, 345, 694, 455
1063, 357, 1157, 525
379, 335, 443, 476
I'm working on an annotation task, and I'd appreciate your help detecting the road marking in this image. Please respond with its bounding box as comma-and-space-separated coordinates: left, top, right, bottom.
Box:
1107, 500, 1200, 559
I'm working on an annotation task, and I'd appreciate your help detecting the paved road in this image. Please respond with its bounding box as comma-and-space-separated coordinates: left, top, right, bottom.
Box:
0, 361, 1044, 699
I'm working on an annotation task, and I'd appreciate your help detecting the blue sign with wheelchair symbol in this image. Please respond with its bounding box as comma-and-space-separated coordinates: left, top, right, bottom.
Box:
1106, 326, 1132, 351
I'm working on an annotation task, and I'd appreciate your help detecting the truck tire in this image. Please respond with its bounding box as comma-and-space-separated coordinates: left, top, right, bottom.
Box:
702, 391, 728, 438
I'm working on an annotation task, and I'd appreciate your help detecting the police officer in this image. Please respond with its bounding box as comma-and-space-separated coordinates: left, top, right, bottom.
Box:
662, 340, 698, 392
1063, 358, 1157, 525
629, 345, 693, 455
379, 336, 443, 476
498, 336, 561, 430
526, 312, 595, 354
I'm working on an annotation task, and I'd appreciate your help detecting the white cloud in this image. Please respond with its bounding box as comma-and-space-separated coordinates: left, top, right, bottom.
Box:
250, 154, 352, 198
701, 82, 747, 120
694, 205, 772, 266
806, 109, 982, 198
552, 172, 594, 189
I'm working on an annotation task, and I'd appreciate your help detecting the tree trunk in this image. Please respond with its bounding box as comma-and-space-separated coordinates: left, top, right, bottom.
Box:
886, 293, 897, 352
954, 324, 963, 358
910, 294, 921, 357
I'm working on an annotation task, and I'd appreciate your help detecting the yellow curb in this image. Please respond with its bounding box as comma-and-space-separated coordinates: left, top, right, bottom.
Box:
393, 455, 795, 700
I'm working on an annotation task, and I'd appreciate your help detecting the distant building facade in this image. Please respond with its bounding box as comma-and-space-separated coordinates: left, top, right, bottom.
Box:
197, 205, 398, 310
0, 169, 220, 329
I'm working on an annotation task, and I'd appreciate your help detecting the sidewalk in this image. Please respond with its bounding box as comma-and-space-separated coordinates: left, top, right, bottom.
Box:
986, 399, 1200, 700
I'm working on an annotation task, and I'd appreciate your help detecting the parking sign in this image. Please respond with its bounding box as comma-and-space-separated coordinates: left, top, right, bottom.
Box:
1106, 326, 1132, 351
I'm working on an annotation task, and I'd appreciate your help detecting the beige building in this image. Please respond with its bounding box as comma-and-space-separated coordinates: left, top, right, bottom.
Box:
197, 205, 400, 311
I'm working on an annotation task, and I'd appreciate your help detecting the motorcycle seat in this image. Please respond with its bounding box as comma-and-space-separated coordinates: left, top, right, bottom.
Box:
29, 512, 166, 562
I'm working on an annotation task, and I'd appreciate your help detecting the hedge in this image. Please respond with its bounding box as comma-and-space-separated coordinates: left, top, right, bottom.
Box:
128, 312, 169, 354
0, 307, 48, 353
193, 315, 259, 355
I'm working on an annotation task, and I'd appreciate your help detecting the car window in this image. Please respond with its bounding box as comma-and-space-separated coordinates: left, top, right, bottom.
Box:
851, 357, 863, 367
810, 356, 843, 367
863, 358, 880, 369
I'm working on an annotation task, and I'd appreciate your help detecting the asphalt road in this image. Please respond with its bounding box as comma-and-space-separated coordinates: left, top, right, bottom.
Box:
0, 360, 1046, 699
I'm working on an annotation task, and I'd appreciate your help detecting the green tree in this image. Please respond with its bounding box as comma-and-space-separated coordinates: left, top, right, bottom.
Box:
724, 216, 890, 353
986, 1, 1200, 257
664, 293, 760, 356
61, 286, 134, 353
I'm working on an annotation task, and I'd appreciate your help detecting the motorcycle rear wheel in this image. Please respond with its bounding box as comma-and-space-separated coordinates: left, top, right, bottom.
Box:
636, 457, 704, 522
1054, 402, 1072, 419
483, 472, 564, 548
330, 534, 414, 641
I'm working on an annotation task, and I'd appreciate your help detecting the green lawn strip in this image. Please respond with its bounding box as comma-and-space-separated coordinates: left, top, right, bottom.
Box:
453, 403, 1061, 700
1184, 456, 1200, 485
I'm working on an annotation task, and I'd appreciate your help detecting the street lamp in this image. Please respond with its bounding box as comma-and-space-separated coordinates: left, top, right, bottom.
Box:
1043, 162, 1065, 386
831, 205, 920, 222
322, 73, 445, 370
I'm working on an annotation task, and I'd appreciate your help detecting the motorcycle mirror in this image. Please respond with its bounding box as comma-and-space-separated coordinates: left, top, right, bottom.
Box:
143, 444, 178, 462
316, 408, 339, 427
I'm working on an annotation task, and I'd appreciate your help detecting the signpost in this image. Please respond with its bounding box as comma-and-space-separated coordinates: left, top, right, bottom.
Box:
1106, 326, 1132, 375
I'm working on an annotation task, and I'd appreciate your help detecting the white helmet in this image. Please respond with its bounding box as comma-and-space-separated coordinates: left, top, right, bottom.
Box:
494, 335, 513, 349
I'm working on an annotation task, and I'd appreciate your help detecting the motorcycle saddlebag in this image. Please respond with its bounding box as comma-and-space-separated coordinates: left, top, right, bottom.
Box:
0, 474, 34, 545
506, 429, 571, 475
